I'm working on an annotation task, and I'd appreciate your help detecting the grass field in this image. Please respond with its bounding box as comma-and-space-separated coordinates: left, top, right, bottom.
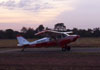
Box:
70, 37, 100, 47
0, 38, 100, 48
0, 39, 35, 48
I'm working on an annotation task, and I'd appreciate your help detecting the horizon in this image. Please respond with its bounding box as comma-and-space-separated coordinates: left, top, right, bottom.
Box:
0, 0, 100, 31
0, 25, 100, 32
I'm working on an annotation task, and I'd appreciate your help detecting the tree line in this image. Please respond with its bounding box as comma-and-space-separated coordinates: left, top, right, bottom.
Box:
0, 23, 100, 39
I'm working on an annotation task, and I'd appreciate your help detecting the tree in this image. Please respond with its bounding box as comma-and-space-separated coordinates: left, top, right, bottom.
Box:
54, 23, 66, 31
5, 29, 14, 39
72, 28, 78, 34
21, 27, 28, 33
0, 30, 5, 39
25, 28, 35, 38
46, 27, 51, 30
36, 25, 44, 32
93, 28, 100, 37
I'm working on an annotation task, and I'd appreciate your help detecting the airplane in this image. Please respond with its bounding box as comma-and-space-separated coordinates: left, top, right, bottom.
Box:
16, 30, 80, 51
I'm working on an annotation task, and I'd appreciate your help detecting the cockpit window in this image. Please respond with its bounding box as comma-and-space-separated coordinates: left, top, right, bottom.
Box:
56, 34, 67, 39
62, 34, 67, 37
49, 34, 68, 41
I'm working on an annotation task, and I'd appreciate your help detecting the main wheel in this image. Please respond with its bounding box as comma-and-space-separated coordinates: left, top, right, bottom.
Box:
62, 47, 67, 52
21, 48, 25, 52
67, 46, 71, 51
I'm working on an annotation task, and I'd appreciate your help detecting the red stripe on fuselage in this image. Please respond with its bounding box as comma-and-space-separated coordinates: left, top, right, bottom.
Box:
30, 41, 57, 48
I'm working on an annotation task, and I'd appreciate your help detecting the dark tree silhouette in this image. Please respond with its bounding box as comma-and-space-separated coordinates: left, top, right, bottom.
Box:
46, 27, 52, 30
25, 28, 35, 38
0, 24, 100, 39
0, 30, 5, 39
36, 25, 44, 32
21, 27, 28, 33
5, 29, 14, 39
54, 23, 66, 31
93, 28, 100, 37
72, 28, 79, 34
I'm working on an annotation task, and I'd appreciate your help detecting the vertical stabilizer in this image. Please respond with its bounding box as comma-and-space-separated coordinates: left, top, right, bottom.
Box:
16, 35, 30, 47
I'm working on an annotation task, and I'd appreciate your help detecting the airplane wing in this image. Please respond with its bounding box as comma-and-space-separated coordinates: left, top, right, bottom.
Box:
35, 30, 68, 37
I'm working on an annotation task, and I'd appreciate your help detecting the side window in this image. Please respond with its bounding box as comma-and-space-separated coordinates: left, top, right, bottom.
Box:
62, 34, 67, 37
59, 34, 67, 39
56, 34, 67, 39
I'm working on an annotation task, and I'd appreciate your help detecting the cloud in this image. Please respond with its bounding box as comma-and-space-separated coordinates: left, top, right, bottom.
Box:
0, 0, 54, 12
0, 0, 76, 24
0, 0, 74, 12
0, 0, 16, 9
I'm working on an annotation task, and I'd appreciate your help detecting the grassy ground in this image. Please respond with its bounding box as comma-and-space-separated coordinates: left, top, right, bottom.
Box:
70, 37, 100, 47
0, 38, 100, 48
0, 39, 35, 48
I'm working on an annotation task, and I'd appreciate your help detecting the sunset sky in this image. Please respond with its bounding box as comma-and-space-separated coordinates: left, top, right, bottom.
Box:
0, 0, 100, 30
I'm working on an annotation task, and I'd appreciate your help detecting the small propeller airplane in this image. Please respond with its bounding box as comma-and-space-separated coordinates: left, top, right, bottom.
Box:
16, 30, 80, 51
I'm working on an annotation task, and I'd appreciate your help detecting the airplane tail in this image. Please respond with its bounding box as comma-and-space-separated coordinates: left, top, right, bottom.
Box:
16, 35, 30, 47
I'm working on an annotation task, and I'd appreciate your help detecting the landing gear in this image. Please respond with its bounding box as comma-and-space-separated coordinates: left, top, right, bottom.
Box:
21, 48, 25, 52
21, 46, 28, 52
67, 46, 71, 51
62, 45, 71, 52
62, 47, 67, 51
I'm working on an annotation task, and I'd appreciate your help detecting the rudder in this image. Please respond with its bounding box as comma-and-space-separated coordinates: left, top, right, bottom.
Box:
16, 35, 30, 47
